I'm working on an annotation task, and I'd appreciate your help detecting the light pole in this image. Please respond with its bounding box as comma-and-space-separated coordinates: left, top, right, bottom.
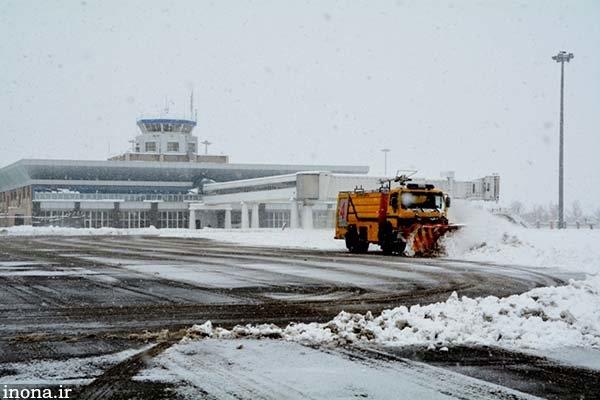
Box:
381, 148, 390, 176
552, 50, 574, 229
200, 140, 212, 155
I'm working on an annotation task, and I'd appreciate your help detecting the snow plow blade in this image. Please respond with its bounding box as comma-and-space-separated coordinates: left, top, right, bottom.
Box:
403, 224, 461, 256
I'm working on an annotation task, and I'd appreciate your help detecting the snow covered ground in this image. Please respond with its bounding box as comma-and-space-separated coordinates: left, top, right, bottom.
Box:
445, 200, 600, 275
0, 346, 150, 385
1, 225, 345, 251
158, 203, 598, 357
2, 201, 599, 274
170, 204, 600, 355
186, 275, 600, 352
3, 203, 600, 358
134, 339, 538, 400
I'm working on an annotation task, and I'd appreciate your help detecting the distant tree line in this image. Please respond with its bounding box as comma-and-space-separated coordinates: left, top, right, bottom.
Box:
508, 201, 599, 228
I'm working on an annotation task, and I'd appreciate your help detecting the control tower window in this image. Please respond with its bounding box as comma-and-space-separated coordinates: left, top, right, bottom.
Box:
145, 142, 157, 152
145, 123, 161, 132
167, 142, 180, 152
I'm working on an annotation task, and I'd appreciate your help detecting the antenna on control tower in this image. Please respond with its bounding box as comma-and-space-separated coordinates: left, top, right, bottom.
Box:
190, 90, 194, 121
164, 96, 170, 115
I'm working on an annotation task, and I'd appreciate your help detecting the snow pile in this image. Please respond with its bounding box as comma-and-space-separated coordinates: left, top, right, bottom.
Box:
443, 200, 600, 274
1, 226, 344, 251
186, 276, 600, 351
159, 228, 345, 250
0, 225, 161, 237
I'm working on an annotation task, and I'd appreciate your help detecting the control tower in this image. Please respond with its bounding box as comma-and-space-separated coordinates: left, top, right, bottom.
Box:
135, 118, 198, 160
110, 117, 228, 163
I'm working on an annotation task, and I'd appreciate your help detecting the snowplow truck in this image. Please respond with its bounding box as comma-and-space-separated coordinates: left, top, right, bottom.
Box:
335, 176, 457, 256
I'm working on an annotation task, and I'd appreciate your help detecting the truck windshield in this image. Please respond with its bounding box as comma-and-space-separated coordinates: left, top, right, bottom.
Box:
401, 192, 444, 210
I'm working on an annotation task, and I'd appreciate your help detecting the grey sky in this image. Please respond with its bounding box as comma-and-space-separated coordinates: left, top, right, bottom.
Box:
1, 0, 599, 209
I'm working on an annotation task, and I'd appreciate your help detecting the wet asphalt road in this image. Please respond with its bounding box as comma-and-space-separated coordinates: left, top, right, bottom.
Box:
0, 235, 596, 399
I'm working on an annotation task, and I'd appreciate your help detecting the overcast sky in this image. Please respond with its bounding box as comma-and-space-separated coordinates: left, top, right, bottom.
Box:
1, 0, 599, 209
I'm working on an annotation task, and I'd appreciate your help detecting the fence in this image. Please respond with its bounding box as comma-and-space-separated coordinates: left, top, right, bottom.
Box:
33, 192, 202, 202
533, 221, 595, 229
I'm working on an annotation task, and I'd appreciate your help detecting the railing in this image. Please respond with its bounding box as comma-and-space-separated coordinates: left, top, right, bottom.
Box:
534, 221, 596, 229
33, 193, 202, 202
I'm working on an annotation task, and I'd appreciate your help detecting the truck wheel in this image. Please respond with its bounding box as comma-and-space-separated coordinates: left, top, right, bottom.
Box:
357, 227, 369, 253
381, 241, 394, 255
357, 240, 369, 253
379, 222, 395, 255
346, 226, 369, 253
345, 226, 360, 253
381, 239, 406, 256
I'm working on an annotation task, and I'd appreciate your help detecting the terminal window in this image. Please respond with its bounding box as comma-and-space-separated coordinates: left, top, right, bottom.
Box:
145, 142, 157, 152
167, 142, 180, 152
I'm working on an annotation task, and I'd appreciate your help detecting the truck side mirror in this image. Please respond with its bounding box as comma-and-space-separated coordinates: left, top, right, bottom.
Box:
445, 196, 451, 208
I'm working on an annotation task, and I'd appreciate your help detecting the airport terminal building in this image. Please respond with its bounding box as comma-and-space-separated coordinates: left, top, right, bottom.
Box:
0, 159, 367, 229
0, 117, 367, 228
0, 117, 499, 229
193, 171, 500, 230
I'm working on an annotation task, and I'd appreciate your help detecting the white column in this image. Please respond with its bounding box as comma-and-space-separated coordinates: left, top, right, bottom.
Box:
301, 204, 313, 230
289, 200, 299, 229
224, 209, 232, 229
241, 202, 249, 229
189, 209, 196, 230
251, 203, 260, 228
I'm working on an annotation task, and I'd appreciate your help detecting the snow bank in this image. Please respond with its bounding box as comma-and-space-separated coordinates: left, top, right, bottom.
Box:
444, 200, 600, 274
159, 228, 345, 251
0, 225, 161, 237
1, 226, 344, 251
186, 275, 600, 351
